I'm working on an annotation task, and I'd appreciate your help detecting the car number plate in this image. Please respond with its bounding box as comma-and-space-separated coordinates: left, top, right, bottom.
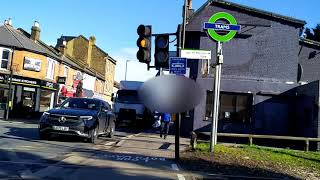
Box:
53, 126, 69, 131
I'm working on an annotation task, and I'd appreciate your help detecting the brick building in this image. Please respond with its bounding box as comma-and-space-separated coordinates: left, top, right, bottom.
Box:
55, 35, 116, 104
0, 20, 60, 118
181, 0, 319, 149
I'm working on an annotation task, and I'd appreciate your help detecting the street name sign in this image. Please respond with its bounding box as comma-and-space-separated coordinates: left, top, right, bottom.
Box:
181, 49, 211, 60
169, 57, 187, 75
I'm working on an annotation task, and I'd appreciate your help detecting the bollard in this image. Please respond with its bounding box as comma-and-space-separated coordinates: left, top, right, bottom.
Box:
190, 131, 197, 150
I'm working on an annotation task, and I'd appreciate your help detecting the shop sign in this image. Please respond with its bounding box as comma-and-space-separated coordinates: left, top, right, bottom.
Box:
10, 76, 39, 86
57, 76, 66, 84
23, 57, 42, 72
41, 80, 59, 91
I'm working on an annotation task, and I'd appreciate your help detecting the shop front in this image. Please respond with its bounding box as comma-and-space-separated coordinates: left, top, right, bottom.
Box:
0, 73, 59, 119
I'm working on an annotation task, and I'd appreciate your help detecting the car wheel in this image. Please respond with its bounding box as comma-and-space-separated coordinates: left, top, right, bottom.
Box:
108, 122, 115, 138
88, 126, 98, 144
39, 131, 49, 140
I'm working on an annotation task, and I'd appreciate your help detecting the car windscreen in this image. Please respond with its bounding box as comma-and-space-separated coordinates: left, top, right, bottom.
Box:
116, 90, 140, 104
60, 98, 100, 110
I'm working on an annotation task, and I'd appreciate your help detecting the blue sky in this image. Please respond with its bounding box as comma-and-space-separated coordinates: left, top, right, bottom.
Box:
0, 0, 319, 82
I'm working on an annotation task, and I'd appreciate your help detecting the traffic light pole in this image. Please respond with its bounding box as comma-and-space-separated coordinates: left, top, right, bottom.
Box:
209, 41, 223, 152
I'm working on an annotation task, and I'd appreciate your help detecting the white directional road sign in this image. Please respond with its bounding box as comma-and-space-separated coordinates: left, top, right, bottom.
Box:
181, 49, 211, 60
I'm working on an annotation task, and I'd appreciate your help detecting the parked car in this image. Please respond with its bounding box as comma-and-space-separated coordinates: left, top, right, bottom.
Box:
38, 97, 116, 144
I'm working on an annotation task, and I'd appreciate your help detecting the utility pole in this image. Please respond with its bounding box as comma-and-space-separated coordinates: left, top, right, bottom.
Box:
174, 0, 188, 162
5, 47, 15, 120
125, 60, 130, 81
209, 41, 223, 152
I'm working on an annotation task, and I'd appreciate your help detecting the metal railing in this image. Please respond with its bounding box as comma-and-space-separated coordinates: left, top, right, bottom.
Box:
216, 133, 320, 152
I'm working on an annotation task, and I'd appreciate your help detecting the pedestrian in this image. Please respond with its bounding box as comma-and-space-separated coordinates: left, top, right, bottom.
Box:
160, 112, 171, 139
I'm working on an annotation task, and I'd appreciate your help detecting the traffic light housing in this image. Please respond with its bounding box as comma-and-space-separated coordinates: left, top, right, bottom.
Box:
136, 25, 152, 63
154, 35, 169, 68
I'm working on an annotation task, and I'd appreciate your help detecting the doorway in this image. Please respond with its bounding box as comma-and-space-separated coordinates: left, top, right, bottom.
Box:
21, 87, 36, 115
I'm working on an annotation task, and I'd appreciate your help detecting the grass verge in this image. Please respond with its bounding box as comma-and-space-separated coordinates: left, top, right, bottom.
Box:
181, 143, 320, 179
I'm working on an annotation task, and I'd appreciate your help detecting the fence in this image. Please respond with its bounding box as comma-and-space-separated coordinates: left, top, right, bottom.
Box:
196, 132, 320, 151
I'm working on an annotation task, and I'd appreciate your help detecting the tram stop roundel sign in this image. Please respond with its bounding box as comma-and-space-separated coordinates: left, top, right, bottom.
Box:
204, 12, 240, 42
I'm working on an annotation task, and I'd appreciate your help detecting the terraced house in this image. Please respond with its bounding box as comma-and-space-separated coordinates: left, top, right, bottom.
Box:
0, 19, 116, 120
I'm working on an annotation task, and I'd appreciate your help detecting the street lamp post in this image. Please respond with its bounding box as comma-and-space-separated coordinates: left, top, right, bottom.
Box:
125, 60, 131, 81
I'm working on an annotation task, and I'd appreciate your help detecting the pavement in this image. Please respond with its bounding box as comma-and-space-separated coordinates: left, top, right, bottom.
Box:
0, 119, 193, 180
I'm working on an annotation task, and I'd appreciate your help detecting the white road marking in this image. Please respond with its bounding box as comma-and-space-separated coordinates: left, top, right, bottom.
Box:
177, 174, 185, 180
171, 164, 179, 171
104, 142, 116, 146
31, 155, 86, 178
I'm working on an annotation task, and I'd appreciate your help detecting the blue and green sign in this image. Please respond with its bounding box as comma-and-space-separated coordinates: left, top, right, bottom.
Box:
204, 12, 241, 42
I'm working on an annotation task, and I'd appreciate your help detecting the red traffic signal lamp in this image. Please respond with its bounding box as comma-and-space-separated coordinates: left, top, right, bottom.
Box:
137, 25, 152, 63
154, 35, 169, 68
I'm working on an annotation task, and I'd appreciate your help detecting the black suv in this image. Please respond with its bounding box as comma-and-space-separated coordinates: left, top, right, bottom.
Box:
39, 98, 116, 144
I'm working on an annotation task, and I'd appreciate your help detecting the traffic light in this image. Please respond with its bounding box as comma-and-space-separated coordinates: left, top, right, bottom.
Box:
154, 35, 169, 68
136, 25, 152, 63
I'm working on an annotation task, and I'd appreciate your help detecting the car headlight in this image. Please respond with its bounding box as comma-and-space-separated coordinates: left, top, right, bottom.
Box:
40, 112, 50, 122
80, 116, 93, 121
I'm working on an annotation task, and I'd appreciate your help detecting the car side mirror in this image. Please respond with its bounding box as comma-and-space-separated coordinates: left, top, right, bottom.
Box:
54, 103, 60, 108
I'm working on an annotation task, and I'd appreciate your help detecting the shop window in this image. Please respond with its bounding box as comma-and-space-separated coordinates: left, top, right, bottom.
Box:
46, 58, 55, 79
40, 89, 54, 112
0, 48, 11, 70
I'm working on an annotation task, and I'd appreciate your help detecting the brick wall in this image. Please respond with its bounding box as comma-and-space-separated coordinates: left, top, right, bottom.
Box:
185, 3, 304, 136
12, 50, 57, 82
69, 37, 88, 66
91, 46, 106, 75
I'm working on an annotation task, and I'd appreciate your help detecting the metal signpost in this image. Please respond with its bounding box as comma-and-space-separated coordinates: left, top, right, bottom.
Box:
203, 12, 241, 152
169, 57, 187, 75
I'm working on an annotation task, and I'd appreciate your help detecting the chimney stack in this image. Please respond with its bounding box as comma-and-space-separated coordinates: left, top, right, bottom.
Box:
187, 0, 194, 21
188, 0, 192, 9
8, 18, 12, 26
87, 36, 96, 67
59, 38, 67, 56
31, 21, 41, 41
4, 18, 12, 26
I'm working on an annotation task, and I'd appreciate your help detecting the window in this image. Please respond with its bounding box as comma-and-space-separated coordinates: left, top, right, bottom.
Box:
100, 81, 104, 93
105, 81, 108, 92
0, 48, 11, 70
46, 58, 55, 79
64, 66, 69, 80
39, 90, 54, 112
205, 92, 252, 123
219, 93, 252, 123
60, 98, 100, 110
205, 91, 213, 120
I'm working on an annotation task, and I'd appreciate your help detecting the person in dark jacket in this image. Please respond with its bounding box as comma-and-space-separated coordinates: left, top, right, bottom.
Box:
160, 113, 171, 139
